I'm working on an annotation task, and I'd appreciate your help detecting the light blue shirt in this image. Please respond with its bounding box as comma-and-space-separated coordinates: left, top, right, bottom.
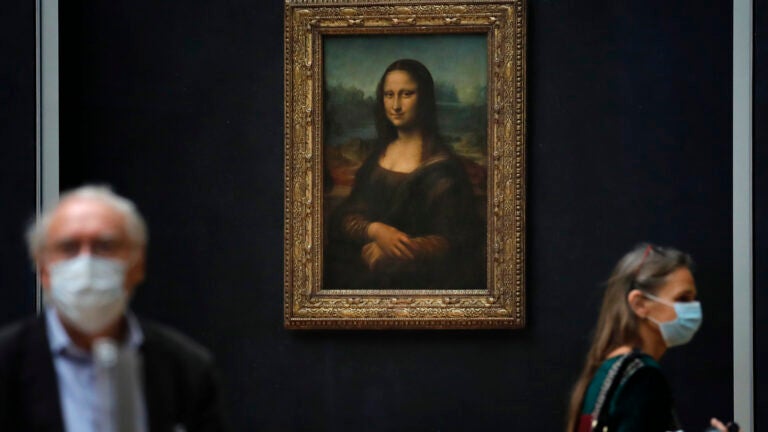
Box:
45, 308, 148, 432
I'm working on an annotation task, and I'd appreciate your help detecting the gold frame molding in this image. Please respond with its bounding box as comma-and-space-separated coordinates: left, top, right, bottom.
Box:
284, 0, 526, 329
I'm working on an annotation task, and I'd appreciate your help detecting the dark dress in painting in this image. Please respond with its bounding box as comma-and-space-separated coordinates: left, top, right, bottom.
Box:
326, 146, 485, 290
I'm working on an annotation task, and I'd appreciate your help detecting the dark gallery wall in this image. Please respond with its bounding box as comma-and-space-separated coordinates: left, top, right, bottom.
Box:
0, 0, 743, 431
0, 1, 37, 323
755, 0, 768, 429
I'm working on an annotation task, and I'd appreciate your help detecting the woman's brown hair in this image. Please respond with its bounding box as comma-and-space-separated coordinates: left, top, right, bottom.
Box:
565, 243, 693, 432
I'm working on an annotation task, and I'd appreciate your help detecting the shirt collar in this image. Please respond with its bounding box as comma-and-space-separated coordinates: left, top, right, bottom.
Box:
45, 307, 145, 359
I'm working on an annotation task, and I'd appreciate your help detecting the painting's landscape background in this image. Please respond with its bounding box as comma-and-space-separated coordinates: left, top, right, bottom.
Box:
323, 35, 488, 209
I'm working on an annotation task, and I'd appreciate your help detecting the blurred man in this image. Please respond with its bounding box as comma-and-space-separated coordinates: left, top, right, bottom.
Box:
0, 185, 227, 431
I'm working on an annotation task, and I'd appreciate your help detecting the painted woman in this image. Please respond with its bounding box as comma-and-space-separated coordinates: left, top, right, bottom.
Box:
325, 59, 484, 290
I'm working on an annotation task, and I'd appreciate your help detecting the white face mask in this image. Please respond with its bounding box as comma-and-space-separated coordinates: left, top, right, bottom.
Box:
48, 254, 128, 335
643, 292, 702, 347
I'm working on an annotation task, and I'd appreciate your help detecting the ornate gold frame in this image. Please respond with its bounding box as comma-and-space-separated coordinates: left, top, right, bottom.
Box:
284, 0, 526, 329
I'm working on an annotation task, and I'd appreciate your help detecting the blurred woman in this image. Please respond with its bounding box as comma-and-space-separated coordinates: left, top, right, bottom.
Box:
566, 243, 737, 432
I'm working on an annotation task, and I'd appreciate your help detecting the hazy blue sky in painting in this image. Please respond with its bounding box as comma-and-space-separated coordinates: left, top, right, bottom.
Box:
324, 34, 487, 105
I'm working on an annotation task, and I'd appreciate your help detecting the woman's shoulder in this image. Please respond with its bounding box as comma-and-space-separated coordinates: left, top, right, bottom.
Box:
415, 150, 468, 177
619, 353, 667, 388
614, 354, 669, 403
608, 354, 678, 430
613, 352, 665, 386
583, 352, 665, 414
610, 352, 671, 412
624, 352, 661, 370
354, 146, 387, 179
600, 351, 660, 369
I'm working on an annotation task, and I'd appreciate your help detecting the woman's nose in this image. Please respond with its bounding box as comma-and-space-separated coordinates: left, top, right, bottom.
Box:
393, 98, 402, 111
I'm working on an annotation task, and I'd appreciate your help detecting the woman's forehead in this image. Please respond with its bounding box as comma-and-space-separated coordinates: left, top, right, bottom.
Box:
659, 267, 697, 295
384, 70, 417, 87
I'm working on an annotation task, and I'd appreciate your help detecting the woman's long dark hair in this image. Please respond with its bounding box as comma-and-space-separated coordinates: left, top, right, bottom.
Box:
374, 59, 445, 160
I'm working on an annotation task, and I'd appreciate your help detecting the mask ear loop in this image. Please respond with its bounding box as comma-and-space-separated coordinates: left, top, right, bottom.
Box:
641, 291, 675, 308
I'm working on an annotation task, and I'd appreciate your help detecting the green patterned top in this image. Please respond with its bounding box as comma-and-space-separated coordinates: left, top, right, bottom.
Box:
581, 352, 681, 432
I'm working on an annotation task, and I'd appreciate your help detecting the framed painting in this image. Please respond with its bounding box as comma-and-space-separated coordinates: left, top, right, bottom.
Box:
284, 0, 526, 329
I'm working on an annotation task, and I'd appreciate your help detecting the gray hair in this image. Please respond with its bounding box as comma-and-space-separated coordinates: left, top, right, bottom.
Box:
27, 185, 148, 258
609, 243, 694, 294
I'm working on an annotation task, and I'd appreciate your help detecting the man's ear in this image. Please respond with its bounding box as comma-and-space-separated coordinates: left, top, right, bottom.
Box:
125, 250, 146, 294
37, 255, 52, 291
627, 289, 649, 318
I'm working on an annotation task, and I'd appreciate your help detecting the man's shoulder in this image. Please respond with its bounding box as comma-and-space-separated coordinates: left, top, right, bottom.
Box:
138, 318, 214, 366
0, 319, 27, 345
0, 316, 43, 352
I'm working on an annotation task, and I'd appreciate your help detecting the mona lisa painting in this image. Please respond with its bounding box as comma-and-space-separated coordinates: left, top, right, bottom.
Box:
284, 0, 526, 329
